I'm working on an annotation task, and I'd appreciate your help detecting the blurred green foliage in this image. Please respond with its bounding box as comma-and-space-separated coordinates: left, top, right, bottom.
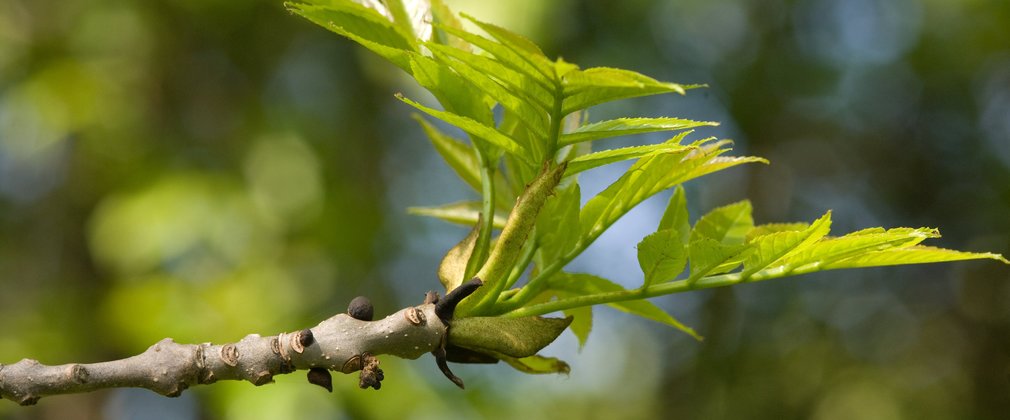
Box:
1, 0, 1008, 419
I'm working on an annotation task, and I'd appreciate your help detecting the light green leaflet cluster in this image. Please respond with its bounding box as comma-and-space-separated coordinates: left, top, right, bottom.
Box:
288, 0, 1007, 374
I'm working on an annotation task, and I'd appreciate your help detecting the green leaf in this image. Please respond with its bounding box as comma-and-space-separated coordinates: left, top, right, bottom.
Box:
822, 246, 1009, 269
687, 237, 751, 280
691, 200, 754, 246
427, 45, 549, 138
413, 115, 481, 191
500, 354, 571, 375
287, 3, 415, 72
428, 0, 468, 49
460, 13, 557, 82
562, 67, 700, 114
564, 142, 694, 176
408, 54, 493, 124
784, 227, 941, 269
448, 315, 573, 358
435, 22, 553, 88
546, 273, 701, 340
426, 43, 553, 110
438, 220, 481, 291
536, 182, 581, 264
746, 222, 809, 242
563, 305, 592, 350
560, 117, 717, 146
459, 164, 567, 316
637, 228, 687, 286
396, 94, 532, 162
659, 185, 690, 244
408, 201, 507, 229
742, 211, 832, 275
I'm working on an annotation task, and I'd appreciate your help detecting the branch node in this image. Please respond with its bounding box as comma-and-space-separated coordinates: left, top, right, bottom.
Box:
341, 355, 362, 374
221, 344, 240, 367
252, 371, 273, 386
68, 364, 89, 384
404, 306, 426, 326
297, 329, 315, 348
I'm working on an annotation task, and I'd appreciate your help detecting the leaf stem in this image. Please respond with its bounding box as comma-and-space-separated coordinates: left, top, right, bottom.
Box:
465, 154, 496, 280
502, 266, 804, 318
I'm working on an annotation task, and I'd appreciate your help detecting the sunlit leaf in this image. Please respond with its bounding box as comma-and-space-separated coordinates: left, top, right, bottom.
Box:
691, 200, 753, 246
397, 94, 531, 162
742, 211, 832, 275
784, 227, 940, 269
563, 305, 592, 350
561, 67, 700, 114
435, 22, 553, 88
559, 117, 717, 146
564, 142, 694, 176
637, 228, 687, 286
688, 237, 751, 280
659, 185, 690, 244
287, 3, 415, 71
426, 43, 552, 110
460, 13, 556, 82
822, 246, 1009, 269
428, 46, 549, 137
536, 182, 581, 264
746, 223, 809, 242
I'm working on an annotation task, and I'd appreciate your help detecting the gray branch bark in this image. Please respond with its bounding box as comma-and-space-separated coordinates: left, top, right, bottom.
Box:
0, 303, 447, 406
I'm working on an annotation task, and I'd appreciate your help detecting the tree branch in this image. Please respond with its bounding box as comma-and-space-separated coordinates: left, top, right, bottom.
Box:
0, 303, 448, 406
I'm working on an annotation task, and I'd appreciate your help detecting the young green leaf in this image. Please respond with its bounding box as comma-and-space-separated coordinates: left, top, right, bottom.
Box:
691, 200, 754, 246
396, 94, 532, 162
637, 228, 688, 286
427, 46, 549, 137
500, 354, 571, 375
413, 115, 481, 191
687, 237, 751, 280
822, 246, 1009, 269
458, 163, 567, 316
659, 185, 690, 244
742, 211, 832, 276
287, 2, 416, 72
448, 315, 573, 358
564, 142, 694, 176
784, 227, 939, 269
435, 23, 554, 89
459, 13, 557, 82
535, 182, 581, 264
746, 222, 810, 242
546, 272, 700, 339
563, 305, 592, 350
438, 219, 481, 291
561, 67, 699, 114
425, 43, 553, 110
408, 201, 507, 229
408, 54, 493, 124
559, 117, 717, 146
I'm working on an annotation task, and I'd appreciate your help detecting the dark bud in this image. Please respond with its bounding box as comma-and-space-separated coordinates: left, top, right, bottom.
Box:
307, 368, 333, 392
435, 278, 483, 323
358, 353, 383, 390
347, 296, 374, 321
298, 329, 315, 348
432, 346, 465, 389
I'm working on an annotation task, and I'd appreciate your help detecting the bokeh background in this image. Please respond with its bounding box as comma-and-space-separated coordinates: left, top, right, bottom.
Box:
2, 0, 1009, 418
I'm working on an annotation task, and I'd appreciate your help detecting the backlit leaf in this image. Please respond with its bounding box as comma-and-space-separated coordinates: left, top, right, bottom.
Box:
742, 211, 832, 275
560, 117, 717, 146
691, 201, 753, 246
408, 201, 507, 229
438, 220, 481, 291
637, 228, 687, 286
